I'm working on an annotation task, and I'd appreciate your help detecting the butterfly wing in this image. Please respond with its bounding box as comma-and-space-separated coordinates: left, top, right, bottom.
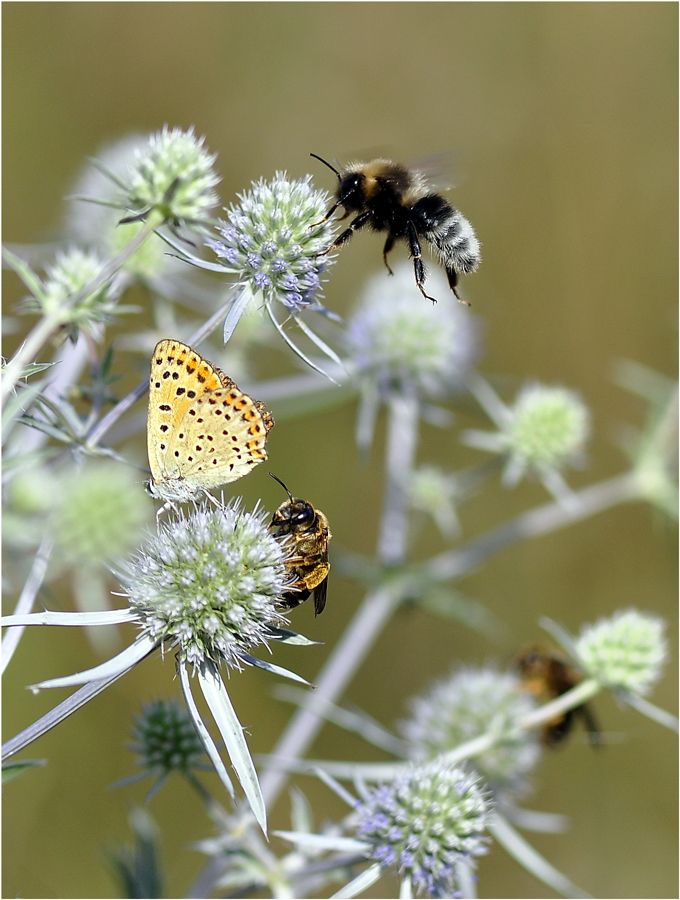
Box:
148, 339, 274, 497
148, 339, 230, 486
171, 380, 274, 492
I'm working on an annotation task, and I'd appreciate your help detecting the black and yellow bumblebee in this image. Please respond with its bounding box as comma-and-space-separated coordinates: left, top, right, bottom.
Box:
517, 645, 601, 748
269, 474, 331, 616
311, 153, 480, 305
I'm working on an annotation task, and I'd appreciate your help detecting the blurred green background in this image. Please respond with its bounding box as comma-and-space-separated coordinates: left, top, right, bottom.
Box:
3, 3, 677, 898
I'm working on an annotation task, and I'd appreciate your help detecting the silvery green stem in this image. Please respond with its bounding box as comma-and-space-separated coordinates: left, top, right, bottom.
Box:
377, 388, 420, 566
426, 680, 600, 772
259, 389, 421, 809
1, 315, 60, 406
1, 537, 53, 675
490, 813, 592, 899
424, 472, 640, 582
259, 582, 404, 809
2, 671, 126, 761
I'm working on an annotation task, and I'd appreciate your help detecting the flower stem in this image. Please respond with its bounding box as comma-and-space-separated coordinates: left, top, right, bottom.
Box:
1, 314, 60, 406
1, 536, 53, 675
424, 472, 640, 582
260, 389, 421, 809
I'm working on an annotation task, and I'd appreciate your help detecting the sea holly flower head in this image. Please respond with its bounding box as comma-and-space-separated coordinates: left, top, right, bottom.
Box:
354, 760, 492, 897
464, 381, 590, 503
2, 498, 310, 834
575, 609, 668, 695
504, 384, 590, 474
125, 126, 220, 226
21, 247, 122, 339
400, 666, 541, 796
121, 500, 293, 669
346, 263, 480, 398
208, 172, 336, 314
66, 133, 186, 282
51, 461, 151, 568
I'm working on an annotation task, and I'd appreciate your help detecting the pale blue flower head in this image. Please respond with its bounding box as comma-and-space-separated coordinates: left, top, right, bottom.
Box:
354, 760, 492, 897
208, 173, 336, 314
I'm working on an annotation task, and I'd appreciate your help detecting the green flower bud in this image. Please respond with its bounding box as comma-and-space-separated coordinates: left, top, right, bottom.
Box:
575, 609, 668, 695
400, 666, 541, 795
51, 461, 150, 566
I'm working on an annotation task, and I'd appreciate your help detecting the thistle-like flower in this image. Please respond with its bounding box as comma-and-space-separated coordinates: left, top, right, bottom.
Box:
50, 461, 150, 567
400, 666, 541, 796
464, 380, 590, 505
21, 247, 123, 341
122, 501, 291, 669
354, 761, 492, 897
67, 133, 191, 283
1, 499, 312, 833
124, 125, 220, 226
208, 172, 335, 315
347, 263, 480, 400
575, 608, 668, 695
115, 698, 211, 801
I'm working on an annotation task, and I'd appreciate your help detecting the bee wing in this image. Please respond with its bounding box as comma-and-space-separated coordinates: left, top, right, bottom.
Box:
313, 573, 329, 616
410, 151, 464, 192
576, 702, 603, 749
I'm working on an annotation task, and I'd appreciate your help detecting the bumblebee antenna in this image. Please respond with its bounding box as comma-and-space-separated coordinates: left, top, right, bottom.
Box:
269, 472, 294, 502
310, 153, 341, 180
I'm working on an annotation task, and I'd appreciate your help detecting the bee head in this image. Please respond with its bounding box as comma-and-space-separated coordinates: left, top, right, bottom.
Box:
269, 472, 316, 535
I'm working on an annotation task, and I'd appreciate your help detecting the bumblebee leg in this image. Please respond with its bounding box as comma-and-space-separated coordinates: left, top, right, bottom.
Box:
382, 235, 395, 275
407, 221, 437, 303
309, 201, 340, 228
445, 266, 470, 306
317, 210, 372, 257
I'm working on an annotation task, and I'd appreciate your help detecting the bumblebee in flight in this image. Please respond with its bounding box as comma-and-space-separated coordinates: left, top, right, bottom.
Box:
517, 645, 601, 748
311, 153, 480, 304
269, 474, 331, 616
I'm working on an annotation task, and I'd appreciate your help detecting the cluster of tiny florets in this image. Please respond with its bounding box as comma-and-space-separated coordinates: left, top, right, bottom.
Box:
66, 134, 181, 282
400, 667, 541, 795
50, 461, 150, 566
130, 698, 206, 778
346, 264, 480, 397
125, 126, 220, 224
23, 247, 120, 336
505, 384, 590, 474
354, 761, 491, 897
122, 501, 292, 668
207, 173, 336, 312
575, 609, 668, 695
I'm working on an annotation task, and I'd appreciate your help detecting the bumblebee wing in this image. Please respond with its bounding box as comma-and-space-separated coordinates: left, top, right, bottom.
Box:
410, 151, 463, 191
313, 574, 329, 616
576, 703, 603, 749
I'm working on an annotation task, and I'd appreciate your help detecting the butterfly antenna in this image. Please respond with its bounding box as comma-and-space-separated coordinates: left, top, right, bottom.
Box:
269, 472, 294, 502
310, 153, 341, 180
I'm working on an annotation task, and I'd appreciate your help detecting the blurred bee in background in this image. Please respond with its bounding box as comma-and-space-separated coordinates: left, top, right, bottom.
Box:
311, 153, 481, 305
269, 473, 331, 616
517, 645, 602, 748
